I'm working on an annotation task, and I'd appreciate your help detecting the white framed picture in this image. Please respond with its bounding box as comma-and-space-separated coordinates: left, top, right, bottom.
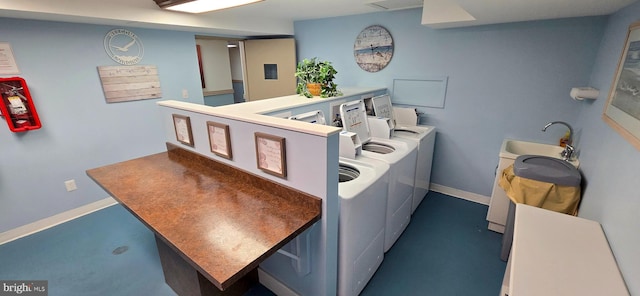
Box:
254, 132, 286, 178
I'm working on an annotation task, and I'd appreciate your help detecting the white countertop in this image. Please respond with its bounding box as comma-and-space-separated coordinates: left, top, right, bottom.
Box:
509, 204, 629, 296
158, 87, 385, 137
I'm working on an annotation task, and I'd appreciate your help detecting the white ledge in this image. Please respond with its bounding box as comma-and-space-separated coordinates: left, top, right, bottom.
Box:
158, 87, 385, 137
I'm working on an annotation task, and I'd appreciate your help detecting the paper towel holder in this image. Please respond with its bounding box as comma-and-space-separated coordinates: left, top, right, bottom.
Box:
570, 87, 600, 101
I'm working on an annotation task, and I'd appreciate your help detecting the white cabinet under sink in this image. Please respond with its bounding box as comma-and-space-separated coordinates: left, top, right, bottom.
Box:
487, 156, 514, 233
486, 139, 579, 233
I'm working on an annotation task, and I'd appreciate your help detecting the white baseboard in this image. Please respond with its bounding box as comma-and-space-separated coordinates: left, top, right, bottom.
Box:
430, 183, 490, 205
0, 197, 118, 245
258, 268, 299, 296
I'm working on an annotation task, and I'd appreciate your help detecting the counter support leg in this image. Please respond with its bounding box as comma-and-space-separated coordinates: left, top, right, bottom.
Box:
155, 235, 258, 296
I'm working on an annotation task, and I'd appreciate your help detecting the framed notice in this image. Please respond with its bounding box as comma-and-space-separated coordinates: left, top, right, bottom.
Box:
255, 132, 287, 178
207, 121, 232, 159
603, 21, 640, 150
172, 114, 194, 147
0, 42, 20, 75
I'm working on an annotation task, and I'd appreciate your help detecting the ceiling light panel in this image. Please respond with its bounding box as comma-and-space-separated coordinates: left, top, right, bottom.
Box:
156, 0, 264, 14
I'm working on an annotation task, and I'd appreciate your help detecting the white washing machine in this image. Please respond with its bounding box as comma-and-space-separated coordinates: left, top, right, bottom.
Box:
340, 100, 418, 252
368, 94, 436, 214
337, 158, 389, 296
288, 111, 389, 296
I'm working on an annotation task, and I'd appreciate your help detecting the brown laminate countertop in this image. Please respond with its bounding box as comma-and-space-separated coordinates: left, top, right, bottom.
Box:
86, 144, 321, 291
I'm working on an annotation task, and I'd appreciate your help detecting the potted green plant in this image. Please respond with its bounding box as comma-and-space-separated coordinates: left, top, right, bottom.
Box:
294, 57, 343, 98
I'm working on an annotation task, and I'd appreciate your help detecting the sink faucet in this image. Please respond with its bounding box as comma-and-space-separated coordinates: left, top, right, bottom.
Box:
542, 121, 574, 161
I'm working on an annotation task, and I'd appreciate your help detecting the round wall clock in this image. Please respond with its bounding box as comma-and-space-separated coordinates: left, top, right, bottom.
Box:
104, 29, 144, 65
354, 25, 394, 73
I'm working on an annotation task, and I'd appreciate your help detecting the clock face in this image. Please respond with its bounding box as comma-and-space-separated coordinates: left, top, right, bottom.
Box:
354, 25, 394, 73
104, 29, 144, 65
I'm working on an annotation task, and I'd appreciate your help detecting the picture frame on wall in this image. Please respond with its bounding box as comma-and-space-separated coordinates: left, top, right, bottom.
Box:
603, 21, 640, 150
254, 132, 287, 178
172, 114, 194, 147
207, 121, 232, 159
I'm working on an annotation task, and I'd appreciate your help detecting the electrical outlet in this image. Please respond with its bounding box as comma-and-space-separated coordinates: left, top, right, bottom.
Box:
64, 180, 77, 192
182, 89, 189, 99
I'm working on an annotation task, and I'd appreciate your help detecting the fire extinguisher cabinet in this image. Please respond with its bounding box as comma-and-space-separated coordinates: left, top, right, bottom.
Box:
0, 77, 42, 132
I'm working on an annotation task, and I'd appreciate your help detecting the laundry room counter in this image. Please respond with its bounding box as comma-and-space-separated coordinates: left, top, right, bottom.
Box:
86, 143, 321, 294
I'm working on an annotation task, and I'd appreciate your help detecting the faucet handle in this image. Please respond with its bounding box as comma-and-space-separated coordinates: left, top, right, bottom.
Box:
561, 144, 575, 161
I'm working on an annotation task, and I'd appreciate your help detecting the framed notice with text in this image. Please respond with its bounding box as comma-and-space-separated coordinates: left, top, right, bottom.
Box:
172, 114, 194, 147
254, 132, 287, 178
207, 121, 232, 159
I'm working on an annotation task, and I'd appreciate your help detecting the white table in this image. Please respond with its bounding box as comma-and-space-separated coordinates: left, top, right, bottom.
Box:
501, 204, 629, 296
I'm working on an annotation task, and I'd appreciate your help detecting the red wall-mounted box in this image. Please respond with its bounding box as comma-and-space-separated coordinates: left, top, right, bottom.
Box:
0, 77, 41, 132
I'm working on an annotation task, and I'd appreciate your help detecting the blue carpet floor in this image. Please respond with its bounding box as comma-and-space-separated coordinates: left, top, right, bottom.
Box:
0, 192, 505, 296
361, 192, 507, 295
0, 205, 176, 296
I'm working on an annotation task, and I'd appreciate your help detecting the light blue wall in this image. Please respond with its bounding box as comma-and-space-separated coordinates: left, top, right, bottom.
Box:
575, 2, 640, 293
294, 9, 607, 197
0, 18, 204, 232
204, 93, 234, 106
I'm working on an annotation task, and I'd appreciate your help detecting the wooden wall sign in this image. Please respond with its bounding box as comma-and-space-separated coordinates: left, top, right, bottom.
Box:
97, 65, 162, 103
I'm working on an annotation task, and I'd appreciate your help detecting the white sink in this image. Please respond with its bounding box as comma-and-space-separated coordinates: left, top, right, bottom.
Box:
499, 139, 579, 167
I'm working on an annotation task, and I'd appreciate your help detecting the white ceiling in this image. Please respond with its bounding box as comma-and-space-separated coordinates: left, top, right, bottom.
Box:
0, 0, 636, 36
422, 0, 637, 28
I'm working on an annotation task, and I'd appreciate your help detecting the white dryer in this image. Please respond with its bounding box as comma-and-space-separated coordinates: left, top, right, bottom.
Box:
340, 100, 418, 252
288, 111, 389, 296
369, 94, 436, 214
